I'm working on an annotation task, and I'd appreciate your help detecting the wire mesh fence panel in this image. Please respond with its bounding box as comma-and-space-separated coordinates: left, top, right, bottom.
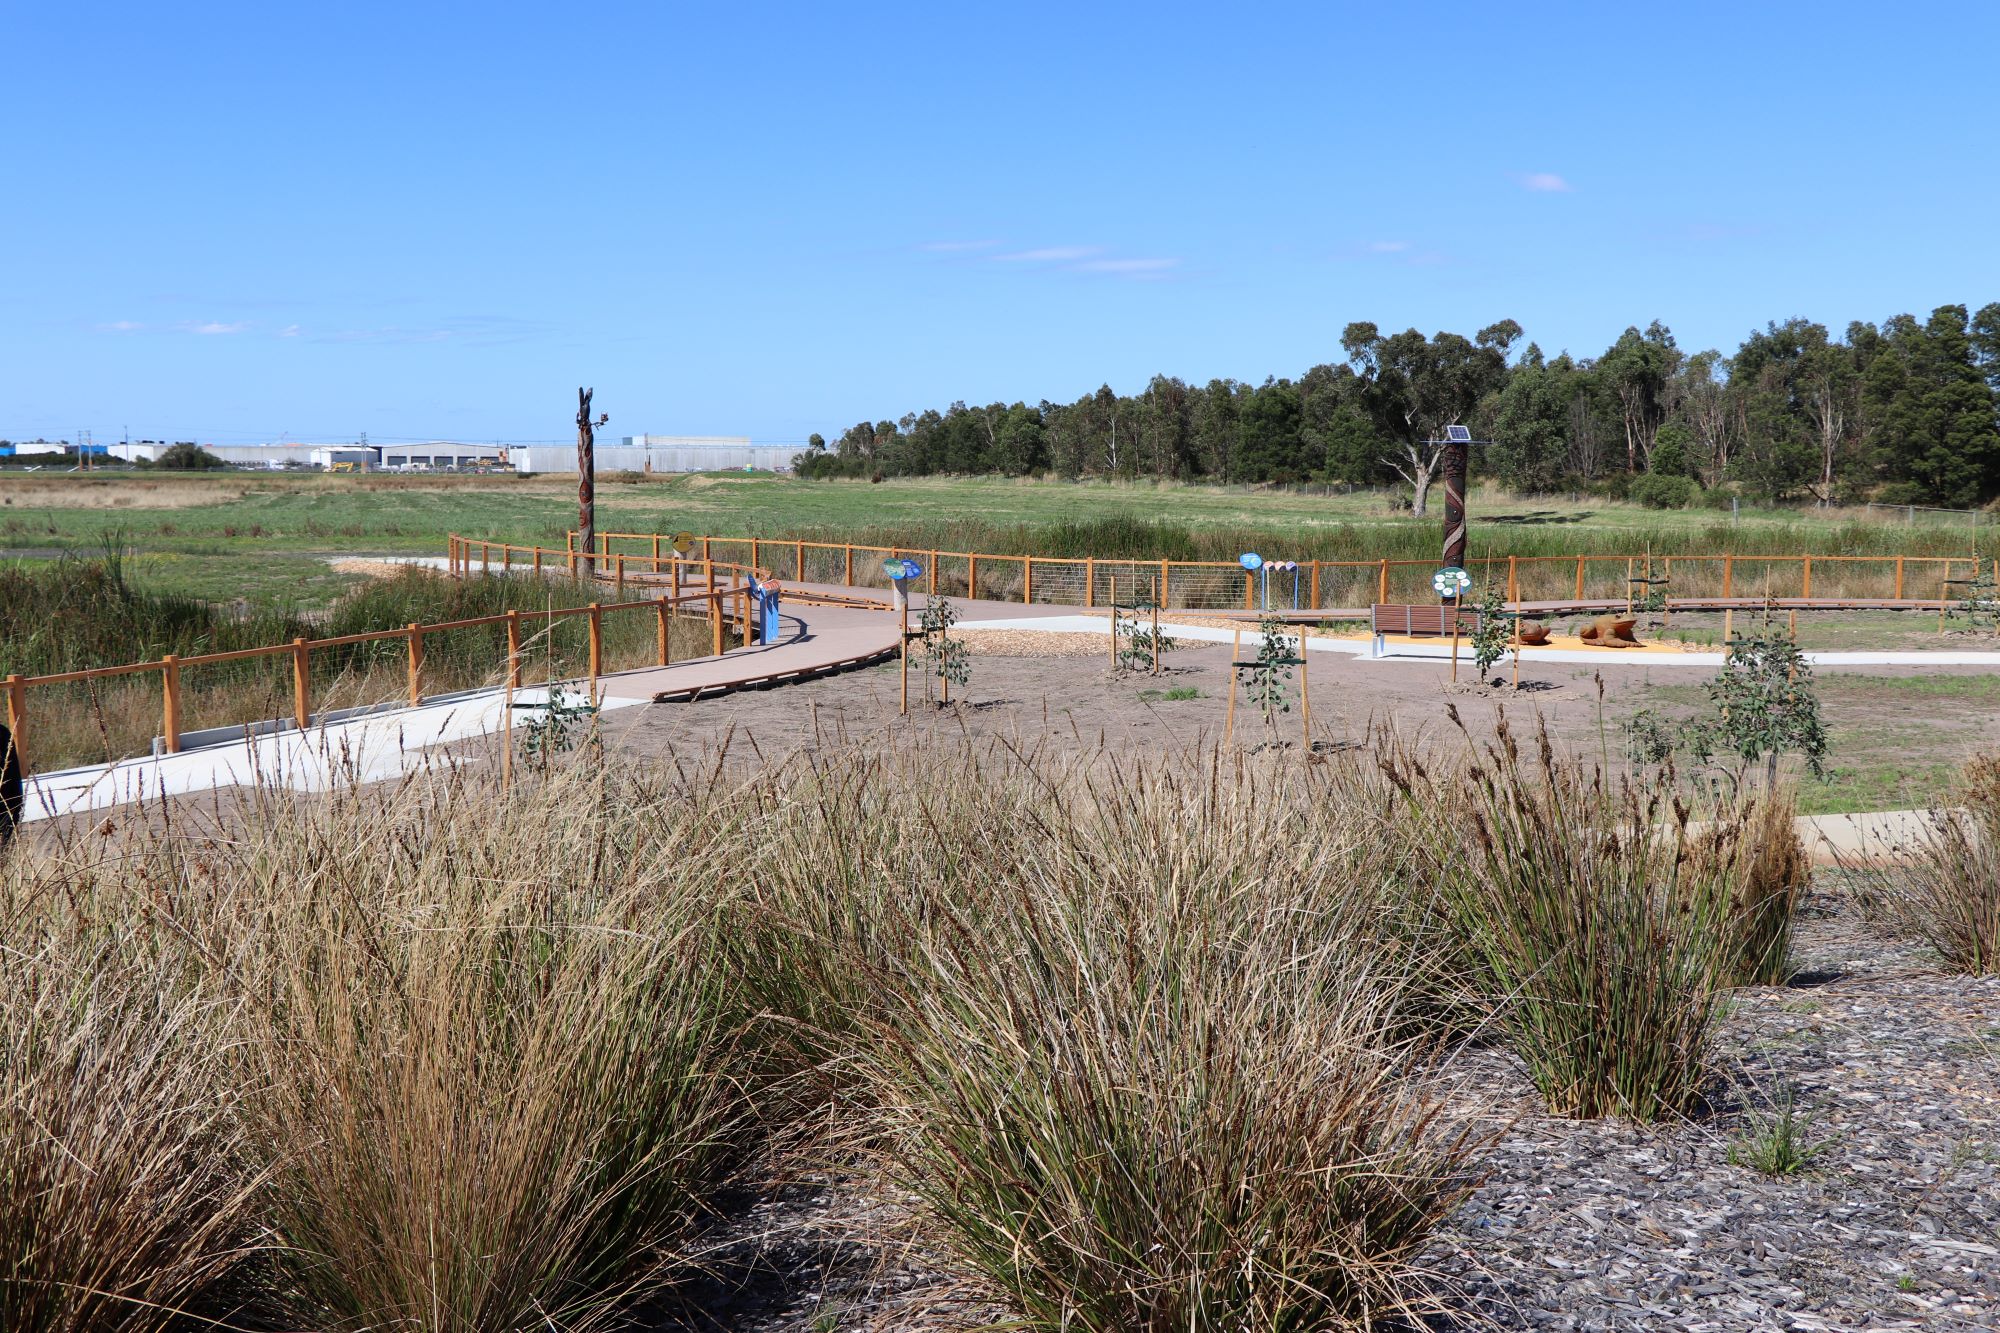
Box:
1164, 565, 1252, 610
966, 554, 1029, 602
1024, 560, 1088, 606
1092, 562, 1167, 608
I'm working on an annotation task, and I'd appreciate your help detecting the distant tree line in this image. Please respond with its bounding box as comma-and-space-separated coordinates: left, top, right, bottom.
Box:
798, 303, 2000, 513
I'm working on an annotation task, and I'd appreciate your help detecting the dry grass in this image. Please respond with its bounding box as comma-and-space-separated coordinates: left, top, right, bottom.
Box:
0, 855, 265, 1333
738, 746, 1491, 1329
1868, 755, 2000, 973
1381, 716, 1807, 1122
0, 727, 1817, 1330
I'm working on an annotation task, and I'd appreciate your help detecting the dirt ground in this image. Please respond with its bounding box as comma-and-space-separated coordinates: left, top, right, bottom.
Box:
596, 636, 2000, 813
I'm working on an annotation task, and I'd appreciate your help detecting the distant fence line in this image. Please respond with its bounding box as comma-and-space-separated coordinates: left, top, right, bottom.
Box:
564, 530, 2000, 613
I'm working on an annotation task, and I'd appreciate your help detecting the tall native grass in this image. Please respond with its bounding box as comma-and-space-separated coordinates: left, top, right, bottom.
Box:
0, 855, 265, 1333
0, 729, 1809, 1329
1867, 754, 2000, 974
1, 760, 774, 1333
1384, 717, 1802, 1122
742, 745, 1489, 1331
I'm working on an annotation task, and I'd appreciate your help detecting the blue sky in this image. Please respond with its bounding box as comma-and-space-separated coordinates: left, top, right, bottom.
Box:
5, 1, 1997, 446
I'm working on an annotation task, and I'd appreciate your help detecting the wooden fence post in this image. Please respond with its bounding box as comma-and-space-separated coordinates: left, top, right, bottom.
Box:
1895, 556, 1905, 599
1086, 557, 1096, 607
161, 655, 181, 754
1309, 561, 1320, 609
533, 547, 542, 576
796, 539, 806, 581
653, 535, 661, 569
567, 532, 576, 577
968, 552, 979, 598
843, 544, 853, 586
615, 554, 625, 593
1023, 558, 1033, 604
588, 604, 603, 686
1378, 559, 1389, 604
506, 610, 522, 687
482, 543, 491, 575
502, 545, 511, 576
1575, 555, 1586, 600
1723, 555, 1734, 598
710, 594, 724, 657
1507, 555, 1519, 604
1244, 570, 1255, 611
656, 595, 672, 666
929, 551, 939, 595
740, 588, 753, 649
1802, 556, 1813, 598
702, 536, 712, 562
407, 623, 424, 707
751, 538, 761, 572
3, 675, 23, 777
291, 638, 311, 733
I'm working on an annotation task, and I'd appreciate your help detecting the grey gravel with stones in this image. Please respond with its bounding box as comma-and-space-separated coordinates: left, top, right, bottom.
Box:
654, 887, 2000, 1331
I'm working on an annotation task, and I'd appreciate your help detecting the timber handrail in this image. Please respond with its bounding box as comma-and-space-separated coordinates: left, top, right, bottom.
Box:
3, 542, 779, 782
566, 528, 1999, 614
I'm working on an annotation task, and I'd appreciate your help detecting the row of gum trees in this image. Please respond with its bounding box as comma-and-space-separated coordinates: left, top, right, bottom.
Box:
799, 302, 2000, 512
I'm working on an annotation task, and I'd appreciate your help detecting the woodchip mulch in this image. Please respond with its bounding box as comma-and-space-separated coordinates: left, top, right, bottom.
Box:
653, 889, 1999, 1332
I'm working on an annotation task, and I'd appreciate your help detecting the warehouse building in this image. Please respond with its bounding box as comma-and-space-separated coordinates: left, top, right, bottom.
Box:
377, 442, 505, 470
109, 442, 334, 468
508, 435, 792, 475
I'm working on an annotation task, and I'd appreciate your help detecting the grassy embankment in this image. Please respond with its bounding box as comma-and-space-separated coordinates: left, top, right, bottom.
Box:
0, 553, 713, 772
24, 726, 1993, 1333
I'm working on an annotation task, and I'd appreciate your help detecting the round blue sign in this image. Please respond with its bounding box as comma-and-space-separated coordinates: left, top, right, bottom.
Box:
1238, 552, 1264, 571
900, 558, 923, 580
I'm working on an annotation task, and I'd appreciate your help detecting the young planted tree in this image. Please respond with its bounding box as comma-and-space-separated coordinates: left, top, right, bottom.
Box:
917, 595, 971, 703
1469, 585, 1511, 682
1244, 615, 1296, 730
1627, 631, 1829, 790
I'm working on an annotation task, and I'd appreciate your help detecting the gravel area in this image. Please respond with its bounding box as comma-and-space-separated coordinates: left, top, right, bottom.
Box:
648, 891, 1998, 1332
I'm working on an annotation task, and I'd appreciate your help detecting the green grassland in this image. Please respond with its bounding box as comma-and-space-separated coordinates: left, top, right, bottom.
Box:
1637, 673, 2000, 815
5, 471, 1993, 574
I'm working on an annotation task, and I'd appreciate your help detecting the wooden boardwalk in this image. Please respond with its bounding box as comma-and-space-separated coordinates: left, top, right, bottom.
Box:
598, 583, 1077, 703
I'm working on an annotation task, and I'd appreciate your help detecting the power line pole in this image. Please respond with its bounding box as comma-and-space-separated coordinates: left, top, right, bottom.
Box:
575, 388, 607, 579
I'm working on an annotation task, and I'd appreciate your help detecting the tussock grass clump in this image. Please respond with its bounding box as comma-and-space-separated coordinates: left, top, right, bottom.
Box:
2, 761, 775, 1333
751, 748, 1487, 1331
1871, 755, 2000, 973
207, 769, 765, 1332
0, 870, 262, 1333
1396, 719, 1752, 1122
1709, 789, 1810, 986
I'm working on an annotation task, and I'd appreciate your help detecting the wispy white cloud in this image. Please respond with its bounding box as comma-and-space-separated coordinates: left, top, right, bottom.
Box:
316, 314, 549, 346
1516, 172, 1573, 193
97, 319, 145, 333
992, 245, 1104, 263
278, 324, 302, 337
1071, 257, 1180, 276
184, 320, 250, 335
1367, 240, 1410, 253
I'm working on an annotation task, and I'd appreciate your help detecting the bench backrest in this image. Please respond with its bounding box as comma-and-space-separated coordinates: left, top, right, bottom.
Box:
1371, 603, 1478, 636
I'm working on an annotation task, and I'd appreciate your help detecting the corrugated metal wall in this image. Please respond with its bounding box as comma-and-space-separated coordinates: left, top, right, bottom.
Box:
510, 445, 797, 474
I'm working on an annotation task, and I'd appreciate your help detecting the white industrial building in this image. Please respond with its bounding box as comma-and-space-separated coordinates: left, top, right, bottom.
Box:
508, 435, 792, 475
377, 442, 506, 470
109, 442, 336, 468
